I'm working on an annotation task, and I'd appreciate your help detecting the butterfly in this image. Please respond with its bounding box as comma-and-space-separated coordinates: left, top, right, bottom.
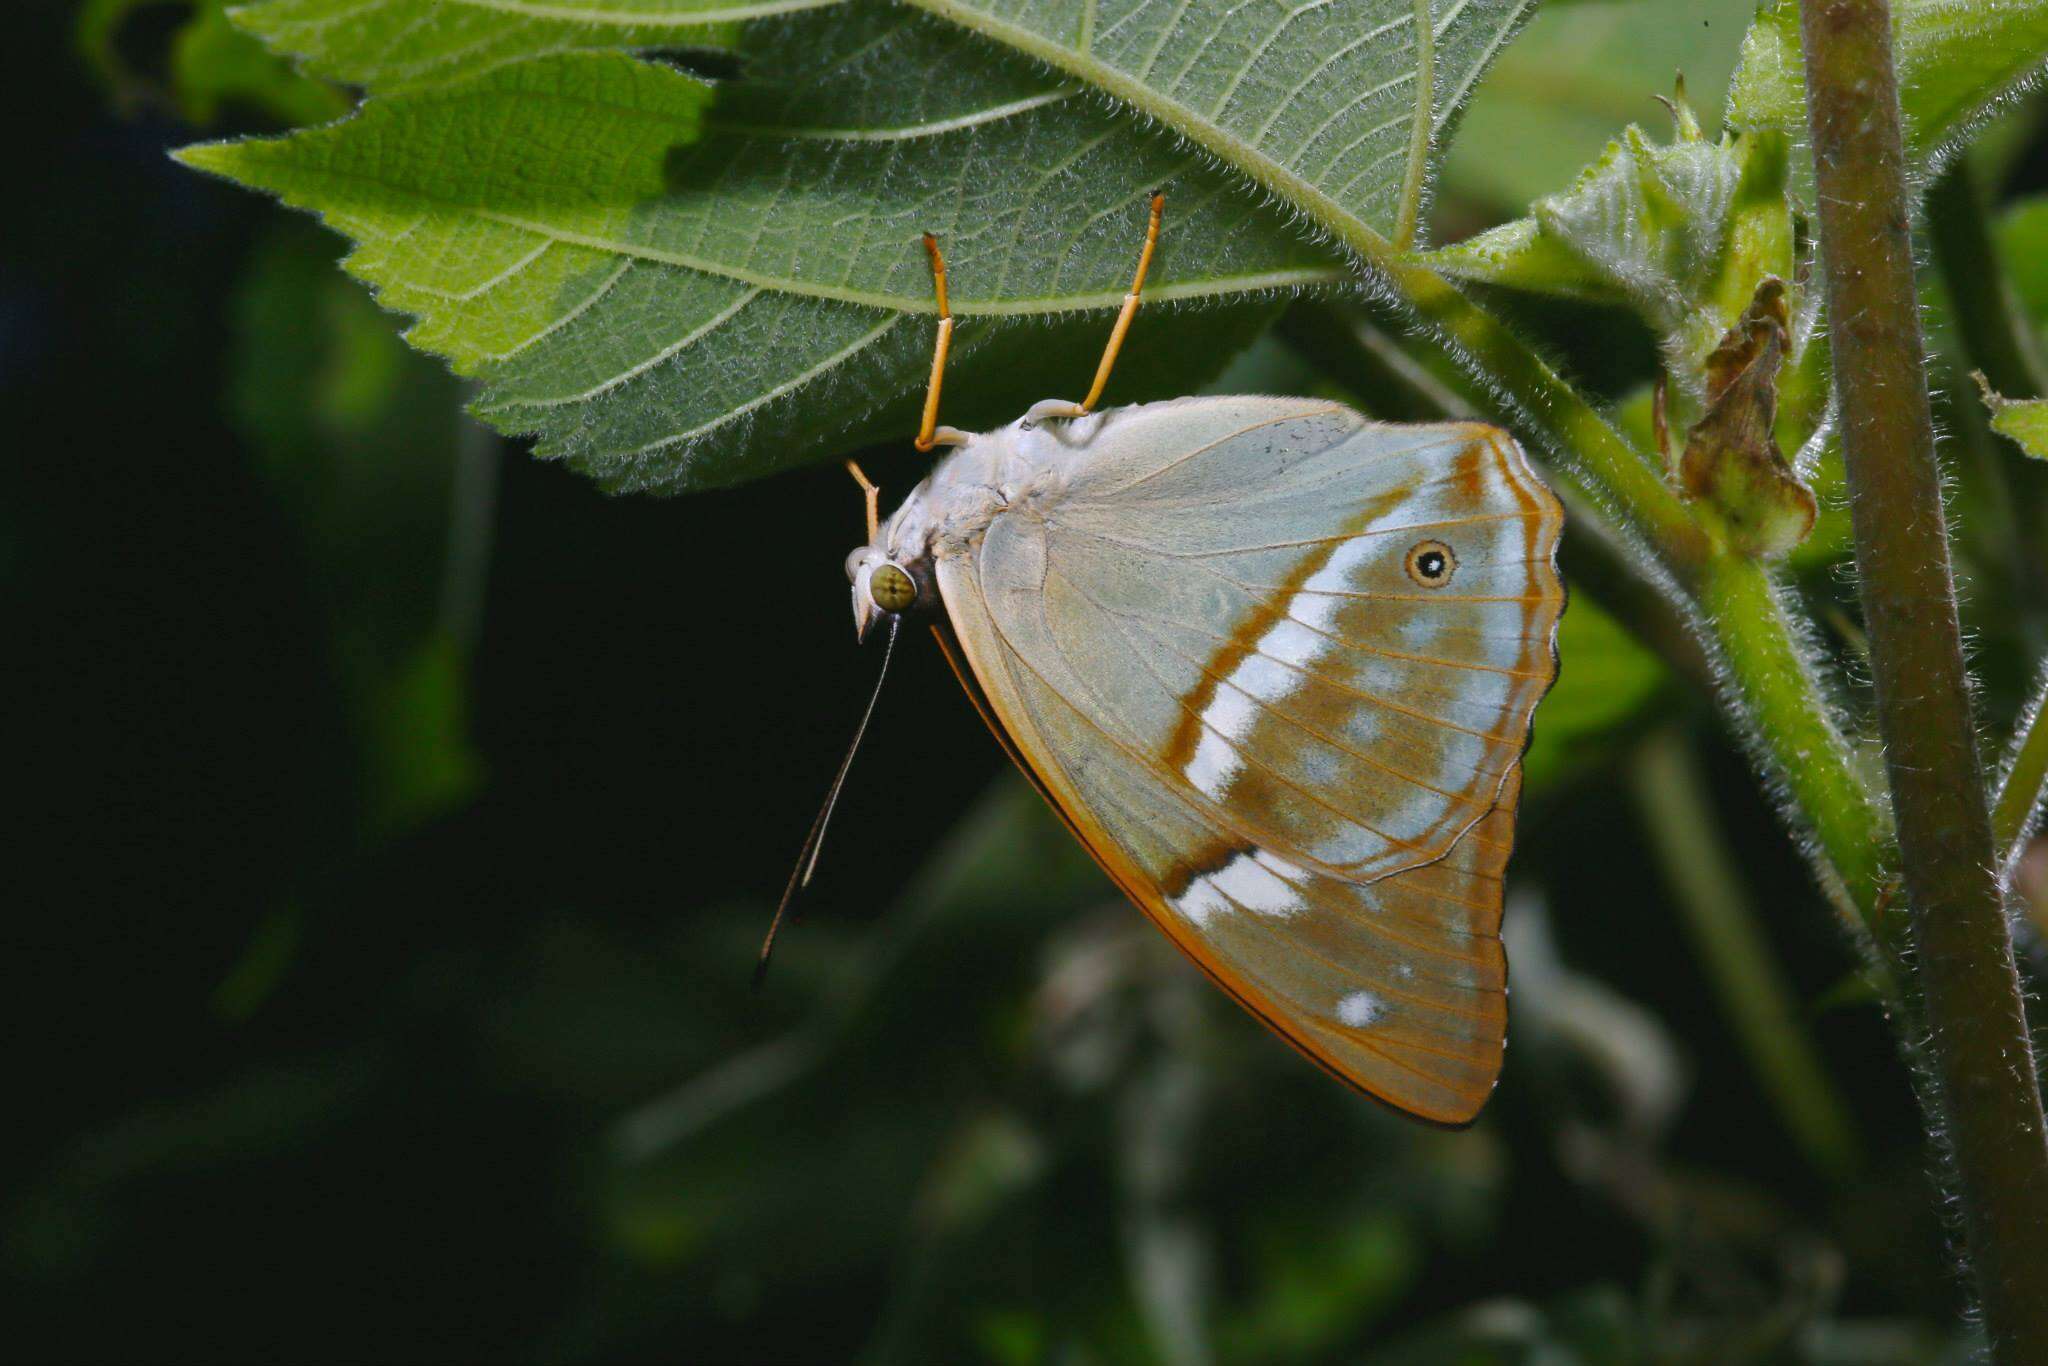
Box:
775, 195, 1564, 1126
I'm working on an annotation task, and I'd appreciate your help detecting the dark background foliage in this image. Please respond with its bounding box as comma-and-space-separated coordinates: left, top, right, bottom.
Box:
11, 0, 2047, 1360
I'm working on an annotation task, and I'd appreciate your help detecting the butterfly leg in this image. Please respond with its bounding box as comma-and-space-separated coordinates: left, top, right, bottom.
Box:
1080, 192, 1164, 412
915, 233, 971, 453
845, 459, 881, 542
1023, 193, 1165, 427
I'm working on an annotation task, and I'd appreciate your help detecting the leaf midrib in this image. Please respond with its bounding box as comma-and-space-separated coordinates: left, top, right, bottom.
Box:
480, 209, 1348, 311
340, 0, 839, 23
701, 89, 1076, 141
186, 86, 1353, 313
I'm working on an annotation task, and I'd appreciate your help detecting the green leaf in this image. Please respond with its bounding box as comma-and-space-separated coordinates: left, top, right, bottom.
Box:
1976, 371, 2048, 459
1427, 114, 1752, 323
1728, 0, 2048, 166
229, 0, 750, 91
184, 0, 1540, 494
181, 31, 1344, 491
234, 0, 1534, 253
1439, 0, 1759, 215
1405, 214, 1615, 301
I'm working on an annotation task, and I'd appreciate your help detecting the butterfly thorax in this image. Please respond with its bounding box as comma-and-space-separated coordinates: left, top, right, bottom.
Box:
889, 409, 1110, 559
848, 406, 1115, 638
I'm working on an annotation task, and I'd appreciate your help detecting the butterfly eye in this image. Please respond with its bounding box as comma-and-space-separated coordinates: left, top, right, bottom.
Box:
1405, 540, 1456, 588
869, 562, 917, 613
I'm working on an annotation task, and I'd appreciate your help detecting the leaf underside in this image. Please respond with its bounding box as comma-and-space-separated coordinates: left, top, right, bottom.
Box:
189, 0, 1537, 491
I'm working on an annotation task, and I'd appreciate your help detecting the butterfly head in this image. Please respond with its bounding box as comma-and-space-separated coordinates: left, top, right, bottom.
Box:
846, 547, 930, 642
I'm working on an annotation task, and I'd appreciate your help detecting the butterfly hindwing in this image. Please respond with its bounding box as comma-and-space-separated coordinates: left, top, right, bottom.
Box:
934, 398, 1562, 1123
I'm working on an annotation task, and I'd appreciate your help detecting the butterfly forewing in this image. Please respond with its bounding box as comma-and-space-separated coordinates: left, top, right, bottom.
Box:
934, 398, 1562, 1122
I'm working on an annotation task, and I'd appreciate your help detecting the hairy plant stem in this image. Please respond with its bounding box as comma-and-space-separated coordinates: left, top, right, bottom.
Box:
1800, 0, 2048, 1352
1692, 559, 1891, 935
1375, 263, 1894, 941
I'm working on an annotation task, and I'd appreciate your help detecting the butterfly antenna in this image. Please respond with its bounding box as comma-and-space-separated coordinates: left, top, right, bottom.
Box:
754, 616, 901, 989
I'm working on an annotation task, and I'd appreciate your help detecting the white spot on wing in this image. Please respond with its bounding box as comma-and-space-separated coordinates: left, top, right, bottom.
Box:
1294, 537, 1377, 630
1337, 990, 1385, 1028
1174, 874, 1232, 928
1250, 847, 1307, 883
1207, 688, 1260, 745
1234, 652, 1295, 703
1170, 849, 1305, 927
1213, 853, 1299, 916
1260, 619, 1324, 670
1185, 730, 1241, 800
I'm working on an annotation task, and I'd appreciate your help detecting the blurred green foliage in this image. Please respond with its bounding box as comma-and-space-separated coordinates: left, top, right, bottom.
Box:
1438, 0, 1757, 218
18, 0, 2048, 1362
79, 0, 347, 125
230, 219, 485, 835
1728, 0, 2048, 166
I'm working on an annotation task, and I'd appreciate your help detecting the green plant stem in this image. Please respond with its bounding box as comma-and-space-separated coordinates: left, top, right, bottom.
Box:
1994, 666, 2048, 877
1927, 157, 2048, 401
1693, 559, 1892, 935
1799, 0, 2048, 1353
1631, 728, 1861, 1179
